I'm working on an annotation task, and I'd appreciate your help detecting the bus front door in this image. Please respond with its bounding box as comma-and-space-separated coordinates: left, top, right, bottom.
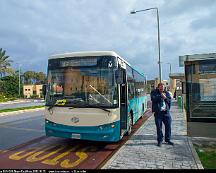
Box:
120, 83, 128, 135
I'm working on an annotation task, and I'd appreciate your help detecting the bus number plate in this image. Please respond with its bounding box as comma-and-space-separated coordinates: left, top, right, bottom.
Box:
71, 133, 81, 139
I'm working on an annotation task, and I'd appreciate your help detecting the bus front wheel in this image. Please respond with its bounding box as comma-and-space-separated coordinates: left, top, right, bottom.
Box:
126, 114, 133, 136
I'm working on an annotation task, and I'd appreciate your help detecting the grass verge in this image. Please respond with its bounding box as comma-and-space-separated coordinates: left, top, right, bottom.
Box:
194, 144, 216, 169
0, 97, 16, 102
0, 105, 44, 113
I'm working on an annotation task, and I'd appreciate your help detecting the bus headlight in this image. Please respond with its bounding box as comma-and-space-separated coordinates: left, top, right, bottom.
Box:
111, 124, 115, 128
111, 114, 117, 121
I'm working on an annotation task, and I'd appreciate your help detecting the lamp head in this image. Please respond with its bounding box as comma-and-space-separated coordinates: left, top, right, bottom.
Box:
130, 10, 137, 14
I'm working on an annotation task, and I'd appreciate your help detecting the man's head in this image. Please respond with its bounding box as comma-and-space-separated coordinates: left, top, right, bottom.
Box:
157, 83, 165, 93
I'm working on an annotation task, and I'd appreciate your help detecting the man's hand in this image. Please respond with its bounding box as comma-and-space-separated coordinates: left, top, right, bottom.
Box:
161, 93, 166, 99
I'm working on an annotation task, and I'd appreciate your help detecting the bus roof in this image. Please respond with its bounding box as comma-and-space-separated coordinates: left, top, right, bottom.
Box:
49, 51, 130, 63
49, 51, 145, 77
50, 51, 117, 59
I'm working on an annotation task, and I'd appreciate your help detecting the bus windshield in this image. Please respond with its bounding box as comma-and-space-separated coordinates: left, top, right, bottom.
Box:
46, 56, 118, 108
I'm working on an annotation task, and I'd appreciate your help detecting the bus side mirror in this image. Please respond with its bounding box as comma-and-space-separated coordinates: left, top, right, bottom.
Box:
42, 84, 47, 98
115, 69, 126, 84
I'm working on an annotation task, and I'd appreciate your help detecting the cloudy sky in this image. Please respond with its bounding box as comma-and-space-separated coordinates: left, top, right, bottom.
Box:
0, 0, 216, 80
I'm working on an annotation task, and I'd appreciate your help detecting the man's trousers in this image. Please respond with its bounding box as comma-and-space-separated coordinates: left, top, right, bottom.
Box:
154, 111, 172, 143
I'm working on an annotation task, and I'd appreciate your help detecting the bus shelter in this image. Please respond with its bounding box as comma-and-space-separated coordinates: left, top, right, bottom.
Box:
179, 53, 216, 123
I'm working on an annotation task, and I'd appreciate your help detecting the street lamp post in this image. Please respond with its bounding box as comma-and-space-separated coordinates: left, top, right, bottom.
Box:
15, 63, 22, 97
18, 64, 21, 97
167, 62, 172, 75
130, 7, 162, 82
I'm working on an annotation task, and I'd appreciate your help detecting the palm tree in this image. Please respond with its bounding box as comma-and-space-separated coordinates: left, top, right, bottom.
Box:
0, 48, 14, 77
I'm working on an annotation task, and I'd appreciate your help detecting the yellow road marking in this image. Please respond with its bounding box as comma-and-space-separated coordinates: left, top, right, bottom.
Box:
8, 144, 97, 168
26, 145, 63, 162
9, 148, 40, 160
9, 145, 47, 160
60, 151, 88, 168
60, 145, 97, 168
42, 145, 81, 166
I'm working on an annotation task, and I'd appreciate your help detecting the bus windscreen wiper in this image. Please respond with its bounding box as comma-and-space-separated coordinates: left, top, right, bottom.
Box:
93, 103, 111, 113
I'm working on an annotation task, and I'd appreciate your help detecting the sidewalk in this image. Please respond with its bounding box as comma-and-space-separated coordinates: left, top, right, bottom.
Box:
102, 100, 204, 169
0, 99, 31, 105
0, 108, 44, 124
0, 99, 45, 105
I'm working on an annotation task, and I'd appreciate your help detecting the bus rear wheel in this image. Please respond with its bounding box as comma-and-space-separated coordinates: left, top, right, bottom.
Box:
126, 114, 133, 136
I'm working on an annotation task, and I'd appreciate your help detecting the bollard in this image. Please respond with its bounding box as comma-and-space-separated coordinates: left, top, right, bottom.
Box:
181, 95, 184, 112
177, 96, 182, 109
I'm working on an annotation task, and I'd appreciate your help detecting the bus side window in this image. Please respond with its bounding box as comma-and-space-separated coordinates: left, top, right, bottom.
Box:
134, 70, 140, 97
128, 82, 135, 99
126, 65, 135, 99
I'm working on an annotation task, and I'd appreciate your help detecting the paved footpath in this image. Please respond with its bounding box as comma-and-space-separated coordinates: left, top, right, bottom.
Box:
0, 99, 31, 105
102, 101, 204, 169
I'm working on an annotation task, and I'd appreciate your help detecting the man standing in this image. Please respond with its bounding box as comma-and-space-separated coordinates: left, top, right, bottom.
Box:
151, 83, 174, 147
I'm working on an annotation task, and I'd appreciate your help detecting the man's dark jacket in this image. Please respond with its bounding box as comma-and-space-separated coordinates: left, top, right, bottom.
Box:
150, 89, 171, 114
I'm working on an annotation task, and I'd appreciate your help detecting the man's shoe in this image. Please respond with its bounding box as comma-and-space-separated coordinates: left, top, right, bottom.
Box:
157, 142, 162, 147
166, 141, 174, 145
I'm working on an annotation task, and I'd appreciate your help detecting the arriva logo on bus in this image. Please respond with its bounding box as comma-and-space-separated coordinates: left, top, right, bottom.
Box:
71, 117, 79, 123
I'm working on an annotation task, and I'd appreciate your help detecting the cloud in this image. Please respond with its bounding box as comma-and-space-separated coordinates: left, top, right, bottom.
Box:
161, 0, 215, 16
0, 0, 215, 79
190, 8, 216, 30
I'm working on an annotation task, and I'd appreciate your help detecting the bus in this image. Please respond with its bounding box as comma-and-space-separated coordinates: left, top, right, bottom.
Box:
44, 51, 147, 142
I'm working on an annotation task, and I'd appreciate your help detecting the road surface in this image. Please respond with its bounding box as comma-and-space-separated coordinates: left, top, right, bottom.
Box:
0, 99, 44, 110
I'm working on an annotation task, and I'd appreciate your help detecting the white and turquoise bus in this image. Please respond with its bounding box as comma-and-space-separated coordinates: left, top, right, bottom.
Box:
44, 51, 147, 142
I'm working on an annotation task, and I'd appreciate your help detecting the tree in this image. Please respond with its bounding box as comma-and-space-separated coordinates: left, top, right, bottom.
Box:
23, 71, 46, 84
35, 72, 46, 84
23, 71, 36, 84
0, 75, 21, 97
0, 48, 14, 77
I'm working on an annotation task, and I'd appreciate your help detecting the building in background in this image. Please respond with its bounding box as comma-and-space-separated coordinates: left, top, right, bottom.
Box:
147, 78, 169, 93
169, 73, 185, 97
146, 80, 155, 93
23, 85, 43, 98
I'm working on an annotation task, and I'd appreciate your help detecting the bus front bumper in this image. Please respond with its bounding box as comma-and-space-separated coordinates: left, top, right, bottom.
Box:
45, 119, 121, 142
